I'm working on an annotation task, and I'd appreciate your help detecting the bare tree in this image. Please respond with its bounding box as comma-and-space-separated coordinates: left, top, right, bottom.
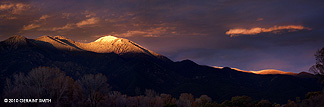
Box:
145, 89, 158, 97
177, 93, 194, 107
77, 73, 111, 107
256, 100, 272, 107
160, 93, 173, 105
310, 47, 324, 77
195, 95, 212, 106
4, 67, 75, 107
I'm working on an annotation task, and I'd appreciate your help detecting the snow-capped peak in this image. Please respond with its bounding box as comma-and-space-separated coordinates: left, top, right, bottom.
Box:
32, 35, 162, 58
94, 35, 118, 42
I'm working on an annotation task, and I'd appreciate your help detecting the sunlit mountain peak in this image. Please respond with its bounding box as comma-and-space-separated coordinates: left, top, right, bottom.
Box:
213, 66, 297, 75
32, 35, 165, 58
4, 35, 27, 44
94, 35, 118, 43
251, 69, 297, 75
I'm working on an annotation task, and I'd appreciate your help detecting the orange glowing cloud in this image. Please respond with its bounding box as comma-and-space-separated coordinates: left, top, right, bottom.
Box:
38, 17, 101, 31
0, 3, 30, 14
39, 15, 50, 20
76, 17, 100, 27
226, 25, 311, 37
22, 24, 40, 30
119, 27, 169, 37
256, 18, 263, 21
213, 66, 297, 75
49, 24, 75, 31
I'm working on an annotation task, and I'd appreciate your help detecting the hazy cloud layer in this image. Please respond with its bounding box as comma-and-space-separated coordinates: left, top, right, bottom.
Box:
0, 0, 323, 73
40, 23, 74, 31
0, 2, 30, 14
76, 17, 100, 27
119, 27, 171, 37
22, 24, 40, 30
39, 15, 50, 20
226, 25, 311, 37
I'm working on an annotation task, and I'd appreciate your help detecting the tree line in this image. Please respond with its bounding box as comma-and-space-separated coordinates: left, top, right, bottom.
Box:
2, 47, 324, 107
1, 66, 323, 107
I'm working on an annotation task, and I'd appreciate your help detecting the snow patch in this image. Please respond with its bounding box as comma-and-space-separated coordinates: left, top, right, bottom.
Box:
95, 35, 118, 42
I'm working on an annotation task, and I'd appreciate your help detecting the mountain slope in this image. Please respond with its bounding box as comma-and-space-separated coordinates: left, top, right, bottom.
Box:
0, 35, 322, 104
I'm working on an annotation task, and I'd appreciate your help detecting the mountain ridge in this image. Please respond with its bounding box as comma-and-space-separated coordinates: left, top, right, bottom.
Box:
31, 35, 169, 61
34, 35, 156, 53
0, 35, 322, 103
3, 35, 301, 75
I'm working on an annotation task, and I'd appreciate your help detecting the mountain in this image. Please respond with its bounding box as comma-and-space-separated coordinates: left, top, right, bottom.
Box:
35, 35, 166, 57
33, 35, 170, 63
0, 35, 322, 103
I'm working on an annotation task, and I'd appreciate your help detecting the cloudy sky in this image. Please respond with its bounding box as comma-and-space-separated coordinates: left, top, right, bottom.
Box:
1, 0, 323, 73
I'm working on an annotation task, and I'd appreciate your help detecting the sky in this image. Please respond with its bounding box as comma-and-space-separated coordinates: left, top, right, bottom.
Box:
0, 0, 324, 73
